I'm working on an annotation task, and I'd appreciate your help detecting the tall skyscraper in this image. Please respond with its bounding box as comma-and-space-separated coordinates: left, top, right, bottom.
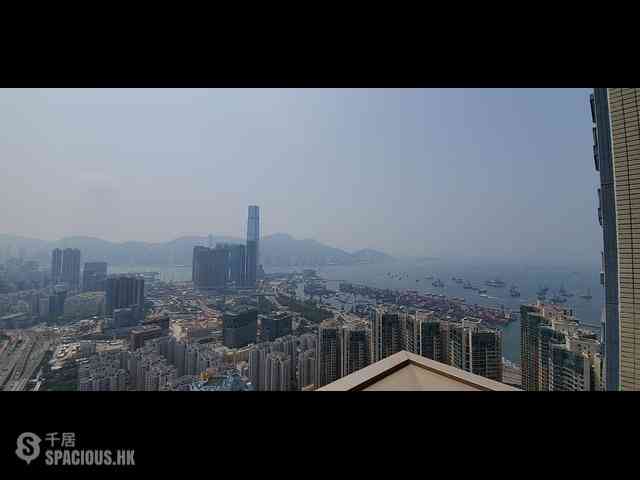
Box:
341, 326, 371, 377
61, 248, 81, 290
229, 244, 247, 287
370, 307, 404, 362
51, 248, 63, 284
83, 262, 108, 292
212, 244, 230, 287
192, 246, 212, 288
316, 320, 342, 388
192, 244, 239, 289
246, 205, 260, 287
592, 88, 640, 390
105, 274, 145, 319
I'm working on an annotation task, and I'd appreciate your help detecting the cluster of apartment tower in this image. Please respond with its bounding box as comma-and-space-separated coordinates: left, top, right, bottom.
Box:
313, 309, 503, 389
520, 302, 602, 391
245, 307, 503, 391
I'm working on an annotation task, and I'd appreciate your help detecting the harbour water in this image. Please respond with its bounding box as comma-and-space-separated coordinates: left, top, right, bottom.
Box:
268, 258, 603, 364
110, 258, 603, 364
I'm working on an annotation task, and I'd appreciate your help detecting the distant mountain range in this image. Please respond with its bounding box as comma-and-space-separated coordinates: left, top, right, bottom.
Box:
0, 233, 395, 268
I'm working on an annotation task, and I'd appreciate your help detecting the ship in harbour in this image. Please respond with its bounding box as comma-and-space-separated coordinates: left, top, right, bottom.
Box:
550, 292, 566, 304
509, 285, 521, 297
579, 288, 593, 300
463, 281, 474, 290
485, 279, 506, 288
432, 279, 444, 288
558, 284, 573, 298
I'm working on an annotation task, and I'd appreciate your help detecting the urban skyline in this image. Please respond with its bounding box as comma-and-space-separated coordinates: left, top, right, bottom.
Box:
0, 88, 638, 391
0, 88, 600, 262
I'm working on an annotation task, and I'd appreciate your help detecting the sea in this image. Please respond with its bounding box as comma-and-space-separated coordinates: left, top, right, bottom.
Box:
110, 258, 603, 365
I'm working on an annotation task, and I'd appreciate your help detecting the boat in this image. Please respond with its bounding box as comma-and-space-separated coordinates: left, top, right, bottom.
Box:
478, 288, 488, 294
485, 279, 506, 288
432, 279, 444, 288
425, 276, 434, 280
558, 285, 573, 297
509, 285, 521, 297
463, 281, 474, 290
579, 288, 593, 300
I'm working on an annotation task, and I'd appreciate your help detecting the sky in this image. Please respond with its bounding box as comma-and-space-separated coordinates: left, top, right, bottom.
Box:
0, 88, 600, 263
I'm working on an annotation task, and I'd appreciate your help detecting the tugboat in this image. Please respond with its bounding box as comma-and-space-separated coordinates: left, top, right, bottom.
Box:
509, 285, 521, 297
579, 288, 593, 300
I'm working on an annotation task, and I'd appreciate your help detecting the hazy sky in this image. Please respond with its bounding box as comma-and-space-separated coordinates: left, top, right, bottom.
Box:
0, 88, 600, 262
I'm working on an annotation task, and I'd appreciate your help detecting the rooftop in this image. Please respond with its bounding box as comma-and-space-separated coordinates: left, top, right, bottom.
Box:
318, 351, 519, 391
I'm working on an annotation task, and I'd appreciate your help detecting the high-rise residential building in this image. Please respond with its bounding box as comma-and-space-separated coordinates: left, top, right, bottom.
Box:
592, 88, 640, 391
246, 205, 260, 287
341, 326, 371, 377
448, 320, 503, 383
262, 352, 291, 391
82, 262, 108, 292
414, 313, 449, 364
229, 244, 247, 287
51, 248, 63, 284
297, 349, 316, 391
223, 307, 258, 348
105, 274, 145, 319
521, 302, 602, 391
249, 344, 269, 391
316, 320, 342, 388
370, 307, 404, 362
61, 248, 81, 289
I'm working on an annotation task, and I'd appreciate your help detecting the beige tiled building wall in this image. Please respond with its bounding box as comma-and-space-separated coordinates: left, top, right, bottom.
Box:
610, 88, 640, 390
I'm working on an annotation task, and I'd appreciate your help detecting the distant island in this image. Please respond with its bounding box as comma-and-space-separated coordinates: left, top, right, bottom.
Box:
0, 233, 395, 268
